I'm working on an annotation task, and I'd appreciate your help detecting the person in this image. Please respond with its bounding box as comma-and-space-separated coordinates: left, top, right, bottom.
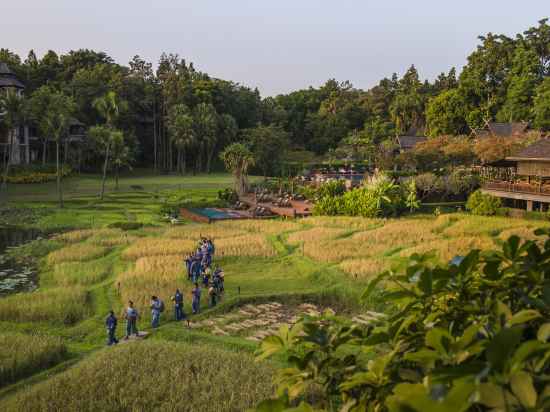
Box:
184, 255, 192, 280
150, 295, 163, 328
105, 310, 118, 345
173, 289, 184, 321
202, 270, 210, 288
208, 284, 217, 307
191, 283, 201, 314
124, 301, 139, 339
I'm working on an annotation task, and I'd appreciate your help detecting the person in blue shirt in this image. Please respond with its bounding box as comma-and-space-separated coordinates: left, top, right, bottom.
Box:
150, 295, 162, 328
105, 310, 118, 345
123, 301, 139, 339
191, 283, 201, 314
173, 289, 184, 321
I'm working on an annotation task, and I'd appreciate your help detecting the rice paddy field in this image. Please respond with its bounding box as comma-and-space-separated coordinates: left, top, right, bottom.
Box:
0, 173, 547, 410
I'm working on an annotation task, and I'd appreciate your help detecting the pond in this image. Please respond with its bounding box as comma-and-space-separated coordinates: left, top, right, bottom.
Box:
0, 227, 42, 296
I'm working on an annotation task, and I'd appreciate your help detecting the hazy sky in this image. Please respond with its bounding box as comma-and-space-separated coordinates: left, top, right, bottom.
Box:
1, 1, 548, 96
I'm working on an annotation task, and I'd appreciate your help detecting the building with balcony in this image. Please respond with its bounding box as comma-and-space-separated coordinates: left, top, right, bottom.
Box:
481, 139, 550, 211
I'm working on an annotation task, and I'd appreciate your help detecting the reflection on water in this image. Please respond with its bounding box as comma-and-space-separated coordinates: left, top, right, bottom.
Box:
0, 228, 41, 296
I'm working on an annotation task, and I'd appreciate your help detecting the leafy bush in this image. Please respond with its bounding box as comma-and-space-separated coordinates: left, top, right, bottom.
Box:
106, 221, 143, 230
466, 190, 501, 216
0, 333, 67, 387
316, 180, 346, 200
2, 165, 72, 184
217, 188, 238, 204
314, 175, 406, 218
257, 231, 550, 411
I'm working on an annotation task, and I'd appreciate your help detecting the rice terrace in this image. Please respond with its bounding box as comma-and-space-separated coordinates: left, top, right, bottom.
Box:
2, 4, 550, 412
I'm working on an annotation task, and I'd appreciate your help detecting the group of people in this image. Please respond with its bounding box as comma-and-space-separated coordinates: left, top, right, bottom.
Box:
105, 237, 224, 345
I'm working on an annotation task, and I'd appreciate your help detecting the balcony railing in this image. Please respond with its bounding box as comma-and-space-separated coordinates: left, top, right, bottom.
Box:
483, 181, 550, 196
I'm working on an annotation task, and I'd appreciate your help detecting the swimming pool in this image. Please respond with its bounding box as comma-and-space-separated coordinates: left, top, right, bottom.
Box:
188, 208, 246, 221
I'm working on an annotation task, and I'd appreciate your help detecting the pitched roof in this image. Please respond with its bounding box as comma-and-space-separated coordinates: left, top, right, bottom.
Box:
507, 139, 550, 161
397, 135, 427, 150
488, 122, 529, 137
0, 63, 25, 89
475, 122, 529, 138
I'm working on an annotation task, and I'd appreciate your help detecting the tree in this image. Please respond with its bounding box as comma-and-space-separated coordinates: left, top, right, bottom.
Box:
194, 103, 218, 173
425, 89, 468, 136
89, 125, 124, 199
28, 87, 75, 207
167, 104, 195, 174
111, 133, 134, 190
0, 89, 25, 199
390, 65, 425, 134
497, 46, 541, 122
92, 91, 125, 199
220, 143, 255, 195
245, 125, 289, 177
533, 77, 550, 131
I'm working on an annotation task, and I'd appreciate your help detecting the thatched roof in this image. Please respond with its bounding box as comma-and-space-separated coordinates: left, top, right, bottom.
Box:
474, 122, 529, 138
507, 139, 550, 162
396, 135, 427, 151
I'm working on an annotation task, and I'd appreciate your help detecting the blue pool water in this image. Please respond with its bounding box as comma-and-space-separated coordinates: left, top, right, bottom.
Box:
189, 208, 239, 220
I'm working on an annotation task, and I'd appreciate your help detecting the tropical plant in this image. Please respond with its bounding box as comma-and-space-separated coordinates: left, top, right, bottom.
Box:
220, 142, 255, 195
88, 125, 124, 200
466, 189, 501, 216
256, 231, 550, 412
194, 103, 218, 173
29, 87, 75, 207
405, 178, 420, 212
0, 89, 25, 198
167, 104, 195, 174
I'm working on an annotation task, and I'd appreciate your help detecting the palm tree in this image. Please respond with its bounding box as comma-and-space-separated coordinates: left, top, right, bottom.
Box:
42, 92, 75, 208
167, 104, 195, 174
220, 143, 255, 195
92, 91, 126, 200
0, 89, 25, 198
194, 103, 218, 173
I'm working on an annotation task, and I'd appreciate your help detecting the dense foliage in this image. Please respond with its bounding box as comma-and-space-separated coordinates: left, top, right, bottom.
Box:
313, 175, 410, 217
1, 19, 548, 176
257, 231, 550, 411
466, 190, 502, 216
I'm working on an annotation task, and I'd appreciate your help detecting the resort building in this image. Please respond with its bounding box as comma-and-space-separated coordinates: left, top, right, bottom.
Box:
482, 139, 550, 211
0, 62, 86, 165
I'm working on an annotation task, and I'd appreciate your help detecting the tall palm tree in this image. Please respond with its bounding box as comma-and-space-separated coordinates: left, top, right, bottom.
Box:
92, 91, 126, 200
194, 103, 218, 173
0, 89, 25, 198
167, 104, 195, 174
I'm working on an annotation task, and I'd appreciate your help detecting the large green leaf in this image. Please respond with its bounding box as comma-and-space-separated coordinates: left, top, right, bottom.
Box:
510, 371, 537, 408
538, 323, 550, 342
507, 309, 541, 327
486, 327, 523, 371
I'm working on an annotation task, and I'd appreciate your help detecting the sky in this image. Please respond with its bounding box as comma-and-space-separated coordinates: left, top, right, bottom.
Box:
1, 1, 548, 96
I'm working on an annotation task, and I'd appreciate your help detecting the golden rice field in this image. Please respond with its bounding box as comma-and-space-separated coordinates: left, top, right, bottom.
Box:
2, 341, 273, 412
46, 244, 108, 265
0, 287, 91, 324
0, 333, 67, 387
53, 259, 112, 286
122, 238, 196, 260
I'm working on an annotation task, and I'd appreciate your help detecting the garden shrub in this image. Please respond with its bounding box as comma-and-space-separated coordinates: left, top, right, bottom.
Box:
217, 188, 238, 204
256, 230, 550, 411
466, 190, 501, 216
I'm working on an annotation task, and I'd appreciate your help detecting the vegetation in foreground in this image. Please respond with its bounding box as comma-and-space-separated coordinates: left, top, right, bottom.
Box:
3, 341, 273, 412
0, 333, 67, 388
258, 231, 550, 411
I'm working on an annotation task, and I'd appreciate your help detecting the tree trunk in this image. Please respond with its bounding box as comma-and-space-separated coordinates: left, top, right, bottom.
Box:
1, 131, 12, 196
153, 96, 157, 172
182, 148, 186, 175
100, 143, 110, 200
115, 165, 119, 190
56, 140, 63, 208
42, 140, 47, 165
206, 146, 214, 174
197, 142, 203, 173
